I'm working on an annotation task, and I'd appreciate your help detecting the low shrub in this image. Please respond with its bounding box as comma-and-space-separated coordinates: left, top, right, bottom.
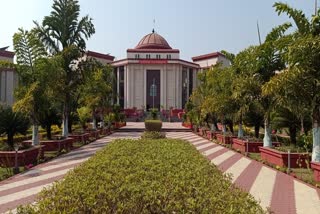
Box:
18, 139, 264, 213
144, 120, 162, 132
141, 131, 166, 139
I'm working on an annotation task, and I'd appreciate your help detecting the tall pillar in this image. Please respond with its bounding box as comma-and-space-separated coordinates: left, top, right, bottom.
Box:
117, 67, 120, 105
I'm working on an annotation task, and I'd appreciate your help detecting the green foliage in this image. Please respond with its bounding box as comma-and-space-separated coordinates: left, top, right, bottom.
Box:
77, 107, 91, 129
17, 139, 264, 213
150, 108, 158, 120
141, 131, 166, 139
0, 107, 30, 148
144, 120, 162, 132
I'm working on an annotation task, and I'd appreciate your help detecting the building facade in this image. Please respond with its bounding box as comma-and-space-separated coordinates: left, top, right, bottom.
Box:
111, 31, 201, 110
0, 47, 17, 106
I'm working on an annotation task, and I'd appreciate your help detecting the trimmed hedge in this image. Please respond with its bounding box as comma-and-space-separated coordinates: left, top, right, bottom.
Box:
18, 139, 264, 213
144, 120, 162, 132
141, 131, 166, 139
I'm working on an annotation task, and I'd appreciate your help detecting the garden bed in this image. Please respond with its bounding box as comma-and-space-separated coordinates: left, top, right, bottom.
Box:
216, 133, 235, 144
17, 138, 263, 213
0, 145, 44, 167
69, 133, 91, 143
311, 162, 320, 182
232, 138, 280, 153
259, 147, 310, 168
24, 138, 74, 152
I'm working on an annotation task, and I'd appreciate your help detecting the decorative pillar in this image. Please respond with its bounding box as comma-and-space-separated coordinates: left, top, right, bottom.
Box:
117, 67, 120, 105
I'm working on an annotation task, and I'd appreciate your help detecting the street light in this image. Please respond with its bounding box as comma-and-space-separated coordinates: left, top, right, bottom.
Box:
13, 143, 20, 174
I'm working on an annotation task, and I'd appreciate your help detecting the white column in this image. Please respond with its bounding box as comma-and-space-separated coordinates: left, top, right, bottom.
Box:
124, 66, 127, 108
143, 68, 147, 108
163, 66, 167, 109
160, 68, 164, 107
117, 67, 120, 105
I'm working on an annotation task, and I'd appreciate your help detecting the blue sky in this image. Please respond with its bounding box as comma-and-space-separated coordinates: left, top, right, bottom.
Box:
0, 0, 315, 60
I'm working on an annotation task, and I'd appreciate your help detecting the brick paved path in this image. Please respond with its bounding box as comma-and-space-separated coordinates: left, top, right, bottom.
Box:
1, 123, 320, 214
0, 132, 141, 213
166, 131, 320, 214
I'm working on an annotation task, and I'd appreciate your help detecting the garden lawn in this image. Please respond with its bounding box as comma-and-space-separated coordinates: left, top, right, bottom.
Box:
18, 138, 264, 213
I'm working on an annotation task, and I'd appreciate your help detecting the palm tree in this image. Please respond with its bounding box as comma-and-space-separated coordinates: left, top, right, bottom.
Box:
34, 0, 95, 137
264, 2, 320, 162
0, 107, 30, 149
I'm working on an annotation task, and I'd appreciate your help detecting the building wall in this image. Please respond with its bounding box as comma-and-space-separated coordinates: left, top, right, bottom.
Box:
0, 52, 17, 106
122, 63, 197, 110
127, 52, 179, 59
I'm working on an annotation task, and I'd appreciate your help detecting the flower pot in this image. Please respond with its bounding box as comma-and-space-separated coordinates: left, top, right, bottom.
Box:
69, 133, 91, 143
0, 145, 44, 167
259, 147, 310, 168
216, 133, 235, 144
232, 138, 280, 153
40, 138, 74, 152
311, 162, 320, 182
206, 131, 213, 140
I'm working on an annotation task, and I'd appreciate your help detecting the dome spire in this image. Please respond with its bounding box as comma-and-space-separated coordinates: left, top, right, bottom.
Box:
152, 28, 155, 33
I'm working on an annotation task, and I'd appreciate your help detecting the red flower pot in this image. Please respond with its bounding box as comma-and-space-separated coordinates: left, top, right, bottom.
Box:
311, 162, 320, 182
216, 133, 235, 144
0, 146, 44, 167
259, 147, 310, 168
232, 138, 280, 153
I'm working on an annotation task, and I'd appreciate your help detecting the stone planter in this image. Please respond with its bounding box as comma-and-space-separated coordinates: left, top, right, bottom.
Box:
182, 122, 193, 129
206, 131, 212, 140
216, 133, 235, 144
24, 138, 74, 152
86, 130, 100, 139
311, 162, 320, 182
99, 128, 110, 135
69, 133, 91, 143
259, 147, 310, 168
232, 138, 280, 153
0, 146, 44, 167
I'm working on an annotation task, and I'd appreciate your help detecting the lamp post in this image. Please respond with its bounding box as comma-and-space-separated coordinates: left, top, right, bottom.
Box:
13, 143, 19, 174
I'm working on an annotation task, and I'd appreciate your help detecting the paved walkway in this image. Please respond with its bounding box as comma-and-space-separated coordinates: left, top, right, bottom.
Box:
166, 132, 320, 214
0, 122, 319, 213
0, 132, 141, 213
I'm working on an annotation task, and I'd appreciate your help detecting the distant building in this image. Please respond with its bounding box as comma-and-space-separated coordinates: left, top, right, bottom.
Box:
192, 52, 231, 69
0, 47, 18, 106
1, 32, 230, 109
86, 50, 115, 64
111, 30, 201, 110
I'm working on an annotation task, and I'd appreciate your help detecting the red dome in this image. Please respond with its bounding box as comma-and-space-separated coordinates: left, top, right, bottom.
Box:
135, 31, 172, 49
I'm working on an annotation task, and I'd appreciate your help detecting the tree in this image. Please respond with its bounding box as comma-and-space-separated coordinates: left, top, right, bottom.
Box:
12, 28, 48, 146
263, 2, 320, 162
0, 107, 30, 149
34, 0, 95, 137
78, 60, 114, 130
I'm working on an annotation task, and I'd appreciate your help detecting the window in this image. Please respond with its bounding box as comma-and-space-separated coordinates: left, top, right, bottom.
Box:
146, 54, 151, 59
135, 54, 140, 59
167, 54, 171, 59
156, 54, 161, 59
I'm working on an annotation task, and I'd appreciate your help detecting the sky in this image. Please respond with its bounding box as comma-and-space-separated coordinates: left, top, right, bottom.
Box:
0, 0, 315, 61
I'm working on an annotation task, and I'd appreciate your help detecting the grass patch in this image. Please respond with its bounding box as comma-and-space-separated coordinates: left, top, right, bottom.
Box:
18, 138, 264, 213
248, 153, 261, 161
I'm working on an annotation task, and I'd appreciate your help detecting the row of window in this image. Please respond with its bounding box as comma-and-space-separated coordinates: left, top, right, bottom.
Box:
134, 54, 172, 59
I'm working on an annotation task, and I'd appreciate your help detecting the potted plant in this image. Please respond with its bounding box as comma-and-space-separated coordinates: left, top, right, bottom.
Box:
0, 107, 44, 167
232, 136, 280, 153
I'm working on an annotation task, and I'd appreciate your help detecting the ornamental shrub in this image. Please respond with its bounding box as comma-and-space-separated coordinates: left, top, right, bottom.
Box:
18, 139, 264, 214
144, 120, 162, 132
141, 131, 166, 139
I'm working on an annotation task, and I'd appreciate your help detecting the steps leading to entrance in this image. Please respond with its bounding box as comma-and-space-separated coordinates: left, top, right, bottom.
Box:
116, 128, 192, 133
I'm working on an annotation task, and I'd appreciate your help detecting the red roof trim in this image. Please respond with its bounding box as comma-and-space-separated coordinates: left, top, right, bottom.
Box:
0, 50, 14, 58
192, 52, 225, 62
111, 58, 200, 68
127, 49, 180, 53
87, 50, 115, 61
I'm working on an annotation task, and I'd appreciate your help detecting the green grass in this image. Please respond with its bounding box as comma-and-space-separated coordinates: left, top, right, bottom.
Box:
248, 153, 261, 161
18, 138, 264, 214
0, 167, 25, 181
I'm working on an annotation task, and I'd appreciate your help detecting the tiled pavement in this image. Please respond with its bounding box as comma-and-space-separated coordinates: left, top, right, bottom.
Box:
0, 123, 320, 213
0, 132, 141, 213
166, 132, 320, 214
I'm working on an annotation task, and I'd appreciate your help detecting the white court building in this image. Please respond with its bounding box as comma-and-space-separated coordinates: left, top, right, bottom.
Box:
110, 30, 230, 110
